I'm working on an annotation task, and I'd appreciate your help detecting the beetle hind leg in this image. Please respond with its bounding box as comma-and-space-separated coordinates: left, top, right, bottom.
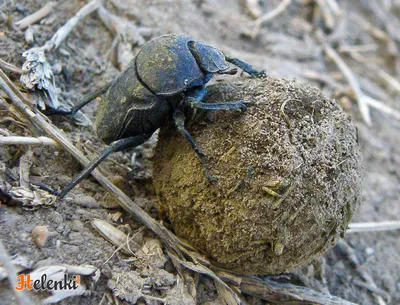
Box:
185, 87, 247, 112
59, 134, 152, 197
173, 108, 217, 183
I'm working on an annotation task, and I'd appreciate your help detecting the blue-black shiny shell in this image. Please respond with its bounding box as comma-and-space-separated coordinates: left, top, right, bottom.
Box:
191, 42, 229, 73
136, 34, 204, 96
95, 62, 161, 144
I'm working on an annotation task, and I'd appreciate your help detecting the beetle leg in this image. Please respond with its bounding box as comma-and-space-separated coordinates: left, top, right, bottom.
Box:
69, 82, 113, 116
46, 82, 113, 116
224, 55, 266, 77
173, 108, 217, 183
59, 133, 152, 197
185, 87, 247, 112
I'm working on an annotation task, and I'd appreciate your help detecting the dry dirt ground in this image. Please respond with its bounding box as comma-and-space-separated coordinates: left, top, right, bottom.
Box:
0, 0, 400, 304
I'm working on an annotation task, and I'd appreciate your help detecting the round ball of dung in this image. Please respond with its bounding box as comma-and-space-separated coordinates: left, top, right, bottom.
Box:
153, 77, 363, 275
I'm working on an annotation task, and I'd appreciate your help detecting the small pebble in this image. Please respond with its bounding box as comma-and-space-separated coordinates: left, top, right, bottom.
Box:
69, 232, 84, 244
365, 247, 375, 256
47, 211, 63, 226
70, 219, 85, 232
63, 245, 80, 255
31, 226, 50, 248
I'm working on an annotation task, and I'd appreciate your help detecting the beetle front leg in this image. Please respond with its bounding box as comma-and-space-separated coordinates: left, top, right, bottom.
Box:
59, 133, 152, 197
185, 87, 247, 112
224, 55, 265, 77
173, 108, 217, 183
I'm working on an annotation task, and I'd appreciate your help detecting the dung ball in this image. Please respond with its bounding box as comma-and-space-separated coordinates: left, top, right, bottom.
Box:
153, 77, 363, 275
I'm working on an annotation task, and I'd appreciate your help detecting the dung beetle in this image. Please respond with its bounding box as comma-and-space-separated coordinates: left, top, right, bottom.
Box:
59, 34, 264, 197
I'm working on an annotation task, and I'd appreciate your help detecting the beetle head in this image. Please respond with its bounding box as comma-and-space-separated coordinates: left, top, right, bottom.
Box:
189, 41, 229, 74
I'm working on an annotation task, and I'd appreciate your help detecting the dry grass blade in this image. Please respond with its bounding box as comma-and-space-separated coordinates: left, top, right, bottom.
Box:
315, 0, 336, 30
168, 251, 242, 305
43, 0, 101, 51
97, 5, 146, 46
0, 240, 33, 305
19, 148, 33, 188
15, 2, 55, 30
92, 219, 142, 255
351, 14, 389, 42
243, 0, 263, 19
336, 240, 389, 304
378, 70, 400, 93
348, 221, 400, 233
318, 32, 372, 125
218, 272, 357, 305
325, 0, 342, 17
250, 0, 292, 38
0, 136, 58, 146
0, 59, 23, 75
362, 96, 400, 121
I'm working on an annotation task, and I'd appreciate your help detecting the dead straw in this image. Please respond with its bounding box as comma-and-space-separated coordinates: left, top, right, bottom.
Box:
317, 31, 372, 126
0, 136, 58, 146
250, 0, 292, 38
348, 221, 400, 233
15, 2, 55, 30
43, 0, 101, 51
0, 240, 33, 305
0, 59, 23, 75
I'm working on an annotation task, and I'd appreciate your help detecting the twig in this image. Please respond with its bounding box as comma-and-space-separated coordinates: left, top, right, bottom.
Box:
302, 70, 346, 91
20, 0, 101, 110
353, 278, 391, 299
15, 2, 55, 30
43, 0, 101, 51
338, 44, 378, 53
250, 0, 292, 38
92, 219, 143, 256
218, 272, 357, 305
351, 14, 389, 42
347, 221, 400, 233
335, 240, 389, 305
315, 0, 336, 30
324, 0, 342, 17
97, 4, 148, 68
0, 59, 23, 75
339, 48, 400, 92
242, 0, 262, 19
19, 148, 33, 188
97, 5, 146, 46
345, 49, 400, 94
361, 95, 400, 121
378, 70, 400, 93
0, 240, 33, 305
303, 69, 400, 121
317, 31, 372, 125
0, 136, 58, 146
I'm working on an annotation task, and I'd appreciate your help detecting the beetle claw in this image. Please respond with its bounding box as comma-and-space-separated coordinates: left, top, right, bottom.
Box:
205, 172, 218, 183
250, 70, 266, 78
238, 103, 248, 112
